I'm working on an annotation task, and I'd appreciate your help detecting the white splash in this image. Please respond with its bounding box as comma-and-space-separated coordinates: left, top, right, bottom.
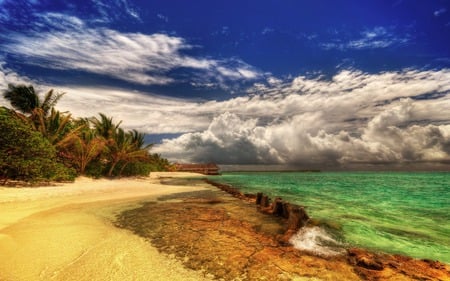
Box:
289, 226, 346, 256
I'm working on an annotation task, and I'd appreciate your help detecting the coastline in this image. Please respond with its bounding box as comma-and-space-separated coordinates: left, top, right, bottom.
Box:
0, 172, 214, 281
1, 172, 449, 280
118, 176, 450, 281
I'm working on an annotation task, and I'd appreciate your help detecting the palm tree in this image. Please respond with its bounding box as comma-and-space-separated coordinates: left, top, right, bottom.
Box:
91, 113, 122, 140
3, 84, 39, 114
129, 129, 153, 150
3, 84, 69, 141
105, 128, 151, 177
78, 113, 151, 177
30, 107, 82, 148
3, 84, 64, 116
117, 130, 153, 175
62, 126, 106, 175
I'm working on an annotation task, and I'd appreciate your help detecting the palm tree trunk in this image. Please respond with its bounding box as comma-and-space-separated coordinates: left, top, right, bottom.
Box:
108, 159, 119, 177
118, 161, 130, 177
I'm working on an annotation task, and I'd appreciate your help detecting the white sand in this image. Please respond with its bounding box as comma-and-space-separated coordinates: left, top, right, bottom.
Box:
0, 172, 214, 281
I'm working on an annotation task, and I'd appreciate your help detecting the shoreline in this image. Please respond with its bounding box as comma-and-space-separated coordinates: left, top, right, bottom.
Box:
0, 172, 215, 281
154, 176, 450, 280
205, 172, 450, 263
1, 172, 449, 280
203, 177, 450, 261
117, 176, 450, 280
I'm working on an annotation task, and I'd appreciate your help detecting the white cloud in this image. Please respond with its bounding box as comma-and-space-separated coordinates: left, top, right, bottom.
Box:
157, 13, 168, 22
261, 27, 274, 35
0, 62, 36, 108
2, 62, 450, 167
91, 0, 141, 22
322, 26, 411, 50
434, 8, 447, 17
56, 87, 212, 134
153, 112, 283, 164
154, 69, 450, 167
0, 62, 32, 90
156, 99, 450, 167
238, 68, 260, 79
3, 15, 262, 86
36, 12, 85, 30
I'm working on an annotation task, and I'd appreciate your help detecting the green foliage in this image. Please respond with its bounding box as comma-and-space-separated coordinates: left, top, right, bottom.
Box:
2, 83, 172, 182
0, 107, 75, 182
3, 84, 64, 116
91, 113, 121, 140
3, 84, 39, 114
60, 123, 106, 175
118, 161, 153, 177
84, 159, 107, 179
148, 153, 171, 171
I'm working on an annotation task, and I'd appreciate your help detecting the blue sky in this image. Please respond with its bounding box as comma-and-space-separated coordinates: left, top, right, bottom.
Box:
1, 0, 450, 169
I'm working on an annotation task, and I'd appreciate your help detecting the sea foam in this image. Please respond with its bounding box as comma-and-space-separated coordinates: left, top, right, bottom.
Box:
289, 226, 346, 257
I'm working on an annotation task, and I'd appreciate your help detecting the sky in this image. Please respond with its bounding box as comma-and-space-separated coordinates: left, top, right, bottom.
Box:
1, 0, 450, 170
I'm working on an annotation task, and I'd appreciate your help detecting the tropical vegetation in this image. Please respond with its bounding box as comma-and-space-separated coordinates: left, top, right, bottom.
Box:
0, 84, 171, 184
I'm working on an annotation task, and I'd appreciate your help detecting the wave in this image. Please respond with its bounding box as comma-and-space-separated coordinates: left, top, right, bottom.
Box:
289, 226, 346, 257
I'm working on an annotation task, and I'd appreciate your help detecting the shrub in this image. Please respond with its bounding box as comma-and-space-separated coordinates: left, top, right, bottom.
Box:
118, 161, 153, 177
0, 107, 75, 183
84, 159, 107, 179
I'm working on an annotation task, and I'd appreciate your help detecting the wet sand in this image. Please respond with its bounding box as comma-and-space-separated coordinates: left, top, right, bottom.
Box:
0, 173, 214, 281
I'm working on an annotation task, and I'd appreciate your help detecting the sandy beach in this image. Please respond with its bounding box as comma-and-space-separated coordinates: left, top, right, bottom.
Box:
0, 173, 214, 281
1, 173, 449, 281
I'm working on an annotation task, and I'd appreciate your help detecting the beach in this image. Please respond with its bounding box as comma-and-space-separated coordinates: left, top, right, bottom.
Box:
0, 173, 214, 281
1, 173, 449, 281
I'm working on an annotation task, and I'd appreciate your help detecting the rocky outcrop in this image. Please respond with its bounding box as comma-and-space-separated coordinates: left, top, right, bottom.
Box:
206, 179, 311, 243
116, 182, 450, 281
348, 248, 450, 281
203, 179, 255, 201
116, 191, 361, 280
254, 192, 310, 243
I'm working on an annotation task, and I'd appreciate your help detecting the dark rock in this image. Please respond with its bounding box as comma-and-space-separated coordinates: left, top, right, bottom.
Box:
260, 195, 270, 208
356, 256, 384, 271
272, 197, 284, 217
282, 202, 290, 219
256, 192, 263, 205
286, 205, 309, 231
116, 190, 450, 281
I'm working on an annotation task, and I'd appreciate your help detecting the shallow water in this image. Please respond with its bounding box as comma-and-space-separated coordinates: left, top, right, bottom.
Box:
210, 172, 450, 263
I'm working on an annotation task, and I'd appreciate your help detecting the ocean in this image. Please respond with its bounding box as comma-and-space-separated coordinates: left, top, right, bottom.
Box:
209, 171, 450, 263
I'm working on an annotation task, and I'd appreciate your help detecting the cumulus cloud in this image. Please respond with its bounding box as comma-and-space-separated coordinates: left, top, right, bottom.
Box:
2, 14, 262, 87
152, 112, 283, 164
156, 101, 450, 167
155, 69, 450, 167
2, 61, 450, 168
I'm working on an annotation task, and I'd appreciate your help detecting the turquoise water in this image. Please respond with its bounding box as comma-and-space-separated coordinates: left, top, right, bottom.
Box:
210, 172, 450, 263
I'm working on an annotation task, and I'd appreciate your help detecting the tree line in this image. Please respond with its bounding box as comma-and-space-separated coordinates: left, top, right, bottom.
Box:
0, 84, 171, 184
